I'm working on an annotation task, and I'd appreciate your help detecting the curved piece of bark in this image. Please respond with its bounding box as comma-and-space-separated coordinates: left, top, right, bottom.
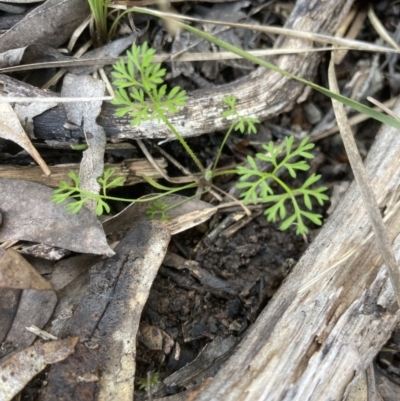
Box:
41, 221, 171, 401
0, 0, 353, 143
192, 103, 400, 400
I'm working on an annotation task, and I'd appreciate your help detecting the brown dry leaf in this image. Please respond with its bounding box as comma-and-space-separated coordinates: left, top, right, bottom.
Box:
0, 35, 136, 73
0, 247, 53, 290
0, 0, 90, 52
0, 102, 50, 175
0, 288, 20, 343
0, 255, 56, 354
69, 33, 137, 75
0, 179, 114, 256
0, 337, 78, 401
0, 43, 70, 69
49, 253, 99, 292
1, 288, 57, 359
103, 195, 217, 236
44, 254, 99, 337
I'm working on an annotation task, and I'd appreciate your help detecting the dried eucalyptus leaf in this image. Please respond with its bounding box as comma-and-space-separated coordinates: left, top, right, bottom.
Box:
0, 337, 78, 401
0, 102, 51, 175
0, 0, 90, 52
0, 248, 53, 290
2, 289, 57, 361
0, 288, 20, 343
69, 33, 137, 75
0, 179, 114, 256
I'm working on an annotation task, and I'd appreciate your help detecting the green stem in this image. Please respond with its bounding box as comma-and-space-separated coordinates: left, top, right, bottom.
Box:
213, 168, 238, 177
72, 182, 198, 204
164, 190, 208, 212
211, 121, 235, 177
267, 174, 302, 219
161, 115, 205, 174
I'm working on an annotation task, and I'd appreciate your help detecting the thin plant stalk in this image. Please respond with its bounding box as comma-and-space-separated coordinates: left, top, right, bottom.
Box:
161, 116, 205, 174
211, 123, 235, 177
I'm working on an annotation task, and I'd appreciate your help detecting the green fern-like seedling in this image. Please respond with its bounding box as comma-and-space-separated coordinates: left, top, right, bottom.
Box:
111, 42, 205, 173
111, 42, 187, 125
221, 95, 259, 134
210, 95, 260, 179
52, 168, 125, 216
236, 136, 329, 235
137, 372, 160, 391
146, 199, 171, 221
52, 167, 198, 216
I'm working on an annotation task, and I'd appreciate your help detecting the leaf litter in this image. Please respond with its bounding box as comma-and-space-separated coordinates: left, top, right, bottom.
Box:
0, 0, 90, 52
0, 102, 51, 175
0, 247, 53, 290
0, 337, 78, 401
0, 179, 114, 256
1, 0, 399, 399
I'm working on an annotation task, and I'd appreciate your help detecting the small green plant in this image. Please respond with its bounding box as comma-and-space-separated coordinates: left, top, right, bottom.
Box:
111, 42, 204, 173
221, 95, 259, 134
208, 95, 259, 180
54, 43, 328, 235
137, 371, 160, 391
146, 199, 170, 221
236, 136, 328, 234
52, 168, 197, 216
52, 168, 125, 215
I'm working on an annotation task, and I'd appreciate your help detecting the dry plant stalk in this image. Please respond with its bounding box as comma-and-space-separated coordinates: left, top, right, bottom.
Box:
328, 53, 400, 306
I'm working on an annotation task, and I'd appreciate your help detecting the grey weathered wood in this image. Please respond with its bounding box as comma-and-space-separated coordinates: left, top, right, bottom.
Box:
192, 102, 400, 401
0, 0, 353, 144
0, 158, 167, 187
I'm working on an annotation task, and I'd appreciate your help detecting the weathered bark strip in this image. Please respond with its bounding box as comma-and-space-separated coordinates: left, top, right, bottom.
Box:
41, 221, 170, 401
0, 158, 167, 187
0, 0, 353, 143
192, 103, 400, 400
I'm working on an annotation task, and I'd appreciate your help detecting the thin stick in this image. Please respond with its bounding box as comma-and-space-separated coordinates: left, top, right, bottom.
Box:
153, 143, 193, 176
211, 184, 252, 216
136, 139, 199, 184
328, 54, 400, 307
112, 6, 400, 54
146, 371, 153, 401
